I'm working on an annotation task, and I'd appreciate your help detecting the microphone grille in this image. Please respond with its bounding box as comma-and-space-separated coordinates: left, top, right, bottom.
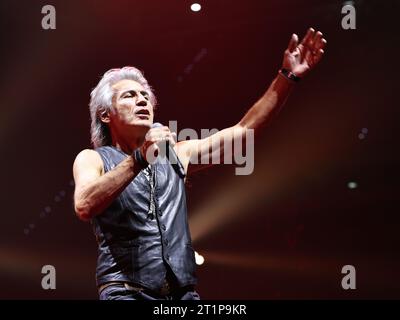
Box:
152, 122, 163, 128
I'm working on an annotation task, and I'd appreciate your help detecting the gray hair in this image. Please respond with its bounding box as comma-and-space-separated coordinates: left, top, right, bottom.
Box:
89, 66, 157, 148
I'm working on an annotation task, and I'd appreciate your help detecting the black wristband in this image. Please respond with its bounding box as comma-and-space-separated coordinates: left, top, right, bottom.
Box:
279, 68, 301, 83
133, 148, 148, 168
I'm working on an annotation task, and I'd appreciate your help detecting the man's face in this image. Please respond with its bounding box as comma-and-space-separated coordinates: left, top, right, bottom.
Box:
105, 79, 154, 133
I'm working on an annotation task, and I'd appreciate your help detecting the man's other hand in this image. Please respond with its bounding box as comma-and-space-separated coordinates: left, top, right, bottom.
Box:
282, 27, 327, 78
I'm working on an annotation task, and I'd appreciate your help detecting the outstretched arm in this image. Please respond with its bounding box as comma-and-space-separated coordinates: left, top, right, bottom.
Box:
175, 28, 327, 174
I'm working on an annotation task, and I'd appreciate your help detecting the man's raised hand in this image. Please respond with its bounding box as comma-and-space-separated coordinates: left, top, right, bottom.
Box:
282, 27, 327, 78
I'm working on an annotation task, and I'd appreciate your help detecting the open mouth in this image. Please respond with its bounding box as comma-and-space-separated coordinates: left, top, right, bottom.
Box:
135, 108, 150, 118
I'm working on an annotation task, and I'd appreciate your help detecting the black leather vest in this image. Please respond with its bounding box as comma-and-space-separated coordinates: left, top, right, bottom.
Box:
92, 146, 197, 291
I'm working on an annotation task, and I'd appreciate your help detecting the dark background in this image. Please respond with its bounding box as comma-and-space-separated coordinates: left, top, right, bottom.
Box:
0, 0, 399, 299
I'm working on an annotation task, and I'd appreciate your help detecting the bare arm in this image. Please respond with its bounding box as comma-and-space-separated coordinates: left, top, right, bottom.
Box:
73, 149, 140, 221
73, 125, 177, 221
238, 74, 294, 130
176, 28, 327, 174
175, 77, 291, 175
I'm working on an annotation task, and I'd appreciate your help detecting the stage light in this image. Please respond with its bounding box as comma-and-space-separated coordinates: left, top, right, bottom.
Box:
191, 3, 201, 12
195, 251, 205, 265
348, 181, 358, 189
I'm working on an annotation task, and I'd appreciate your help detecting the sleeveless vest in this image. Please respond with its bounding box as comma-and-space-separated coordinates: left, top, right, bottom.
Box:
92, 146, 197, 291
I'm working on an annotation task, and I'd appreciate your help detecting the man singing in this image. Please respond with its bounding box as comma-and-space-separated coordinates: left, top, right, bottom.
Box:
73, 28, 326, 300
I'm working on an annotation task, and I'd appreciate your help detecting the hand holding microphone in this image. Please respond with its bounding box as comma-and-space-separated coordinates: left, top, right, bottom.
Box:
137, 122, 185, 178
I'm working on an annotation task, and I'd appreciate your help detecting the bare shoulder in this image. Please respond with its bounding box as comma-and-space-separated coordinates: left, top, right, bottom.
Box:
73, 149, 104, 175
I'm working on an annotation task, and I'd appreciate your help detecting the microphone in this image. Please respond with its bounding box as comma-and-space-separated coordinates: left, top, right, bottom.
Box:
152, 122, 186, 178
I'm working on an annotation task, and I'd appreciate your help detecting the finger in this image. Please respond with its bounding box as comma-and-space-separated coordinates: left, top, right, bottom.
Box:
287, 34, 298, 53
146, 131, 158, 142
314, 49, 324, 64
148, 133, 165, 144
165, 132, 176, 145
152, 128, 169, 136
315, 38, 327, 51
168, 135, 176, 146
148, 126, 169, 136
312, 31, 323, 51
155, 135, 169, 144
300, 27, 315, 47
150, 127, 170, 140
154, 131, 174, 142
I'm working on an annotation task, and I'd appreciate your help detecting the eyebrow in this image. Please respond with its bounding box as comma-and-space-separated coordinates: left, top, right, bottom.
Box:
120, 89, 149, 97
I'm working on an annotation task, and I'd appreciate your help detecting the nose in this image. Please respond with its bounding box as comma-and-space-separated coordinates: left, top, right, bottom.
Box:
136, 93, 148, 106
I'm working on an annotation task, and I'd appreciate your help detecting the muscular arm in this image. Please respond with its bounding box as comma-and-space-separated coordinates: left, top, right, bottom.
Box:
176, 28, 327, 174
175, 75, 292, 174
73, 149, 140, 221
239, 74, 294, 131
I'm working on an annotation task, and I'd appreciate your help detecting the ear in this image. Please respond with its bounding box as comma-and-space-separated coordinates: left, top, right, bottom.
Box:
100, 110, 110, 124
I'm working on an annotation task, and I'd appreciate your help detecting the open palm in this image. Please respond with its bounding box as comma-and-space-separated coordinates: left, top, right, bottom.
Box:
282, 28, 327, 78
